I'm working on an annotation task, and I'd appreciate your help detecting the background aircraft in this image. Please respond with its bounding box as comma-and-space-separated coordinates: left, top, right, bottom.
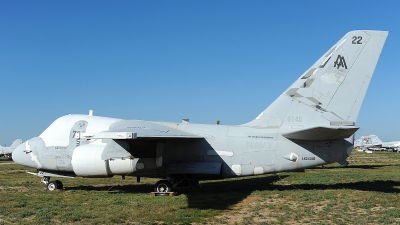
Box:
0, 139, 22, 158
12, 30, 388, 192
354, 135, 400, 151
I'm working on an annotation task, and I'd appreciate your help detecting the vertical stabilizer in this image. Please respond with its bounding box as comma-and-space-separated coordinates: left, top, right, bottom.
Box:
362, 135, 382, 146
10, 139, 23, 148
244, 30, 388, 129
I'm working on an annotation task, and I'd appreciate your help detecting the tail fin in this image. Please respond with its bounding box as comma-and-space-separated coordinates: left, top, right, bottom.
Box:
370, 135, 383, 145
244, 30, 388, 130
10, 139, 22, 148
361, 135, 382, 145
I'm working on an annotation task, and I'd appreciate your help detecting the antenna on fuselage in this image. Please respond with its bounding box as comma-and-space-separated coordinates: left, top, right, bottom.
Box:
89, 110, 93, 116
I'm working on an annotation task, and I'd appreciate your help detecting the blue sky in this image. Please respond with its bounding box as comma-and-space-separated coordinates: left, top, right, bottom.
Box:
0, 1, 399, 145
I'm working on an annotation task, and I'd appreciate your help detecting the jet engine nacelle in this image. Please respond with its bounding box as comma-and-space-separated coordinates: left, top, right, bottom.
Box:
71, 143, 139, 177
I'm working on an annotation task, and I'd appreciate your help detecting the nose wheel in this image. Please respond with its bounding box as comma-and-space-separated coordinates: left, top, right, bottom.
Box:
42, 176, 63, 191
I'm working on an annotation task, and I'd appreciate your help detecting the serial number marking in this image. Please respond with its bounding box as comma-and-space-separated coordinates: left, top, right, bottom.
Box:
287, 116, 302, 123
248, 136, 273, 139
302, 157, 315, 160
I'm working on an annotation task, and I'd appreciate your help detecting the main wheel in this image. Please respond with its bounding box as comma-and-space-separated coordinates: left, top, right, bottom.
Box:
154, 180, 173, 193
47, 181, 58, 191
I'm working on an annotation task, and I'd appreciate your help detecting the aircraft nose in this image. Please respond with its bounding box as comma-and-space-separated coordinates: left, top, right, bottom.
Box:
12, 141, 39, 168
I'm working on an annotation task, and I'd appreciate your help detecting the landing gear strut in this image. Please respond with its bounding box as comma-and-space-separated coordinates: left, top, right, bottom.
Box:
41, 176, 63, 191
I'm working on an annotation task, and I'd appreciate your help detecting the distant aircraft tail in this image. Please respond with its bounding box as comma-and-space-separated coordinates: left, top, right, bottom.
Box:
10, 139, 22, 148
354, 138, 363, 147
361, 135, 382, 146
370, 135, 383, 145
244, 30, 388, 136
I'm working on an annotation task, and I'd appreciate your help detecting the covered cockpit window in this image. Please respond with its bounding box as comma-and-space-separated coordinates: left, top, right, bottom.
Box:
39, 115, 121, 147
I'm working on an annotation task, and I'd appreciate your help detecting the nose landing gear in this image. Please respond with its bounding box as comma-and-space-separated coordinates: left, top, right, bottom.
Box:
42, 176, 63, 191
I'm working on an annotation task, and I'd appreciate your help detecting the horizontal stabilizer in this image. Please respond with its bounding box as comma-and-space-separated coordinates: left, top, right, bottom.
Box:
282, 126, 359, 141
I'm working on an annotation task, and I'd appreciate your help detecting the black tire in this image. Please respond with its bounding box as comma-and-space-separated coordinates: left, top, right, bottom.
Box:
154, 180, 173, 193
55, 180, 63, 189
47, 181, 58, 191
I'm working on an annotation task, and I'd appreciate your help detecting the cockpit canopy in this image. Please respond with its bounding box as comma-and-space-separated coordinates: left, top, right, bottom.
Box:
39, 114, 121, 147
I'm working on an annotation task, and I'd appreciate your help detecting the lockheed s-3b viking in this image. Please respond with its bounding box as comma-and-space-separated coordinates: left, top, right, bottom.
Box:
12, 30, 388, 192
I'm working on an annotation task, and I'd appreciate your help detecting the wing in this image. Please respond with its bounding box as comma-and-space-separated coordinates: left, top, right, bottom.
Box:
78, 120, 202, 140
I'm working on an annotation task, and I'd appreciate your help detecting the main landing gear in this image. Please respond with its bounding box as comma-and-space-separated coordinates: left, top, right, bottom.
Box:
154, 180, 173, 192
41, 176, 63, 191
153, 177, 200, 193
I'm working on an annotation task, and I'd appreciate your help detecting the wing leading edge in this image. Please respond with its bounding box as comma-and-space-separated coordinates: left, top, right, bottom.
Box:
78, 120, 202, 140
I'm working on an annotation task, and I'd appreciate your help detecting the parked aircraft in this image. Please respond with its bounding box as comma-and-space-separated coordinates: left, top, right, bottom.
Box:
12, 30, 388, 192
0, 139, 22, 158
354, 135, 400, 151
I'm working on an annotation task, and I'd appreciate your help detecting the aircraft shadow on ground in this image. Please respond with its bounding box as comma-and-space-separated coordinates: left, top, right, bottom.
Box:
184, 177, 400, 209
64, 183, 155, 193
63, 175, 400, 210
